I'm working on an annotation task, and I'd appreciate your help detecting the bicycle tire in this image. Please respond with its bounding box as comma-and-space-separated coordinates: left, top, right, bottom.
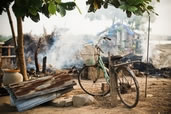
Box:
116, 66, 139, 108
78, 65, 110, 96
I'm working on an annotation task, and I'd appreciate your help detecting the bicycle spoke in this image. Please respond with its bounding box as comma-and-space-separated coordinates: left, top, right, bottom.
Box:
78, 66, 110, 96
116, 66, 139, 108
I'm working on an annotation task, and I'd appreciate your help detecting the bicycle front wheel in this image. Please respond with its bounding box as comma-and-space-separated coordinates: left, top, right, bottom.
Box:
116, 66, 139, 108
78, 65, 110, 96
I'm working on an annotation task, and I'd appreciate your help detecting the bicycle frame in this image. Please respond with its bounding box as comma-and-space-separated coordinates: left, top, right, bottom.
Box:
96, 53, 140, 85
79, 37, 139, 107
97, 55, 110, 84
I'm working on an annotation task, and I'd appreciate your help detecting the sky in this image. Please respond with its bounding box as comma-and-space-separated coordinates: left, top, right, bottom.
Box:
0, 0, 171, 37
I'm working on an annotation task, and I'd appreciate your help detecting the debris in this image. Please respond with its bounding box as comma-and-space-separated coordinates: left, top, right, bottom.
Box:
147, 94, 153, 97
121, 53, 142, 62
52, 97, 73, 107
0, 87, 9, 96
5, 73, 76, 111
72, 94, 95, 107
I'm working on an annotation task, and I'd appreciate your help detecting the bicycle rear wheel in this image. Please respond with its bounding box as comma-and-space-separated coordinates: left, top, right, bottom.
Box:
116, 66, 139, 108
78, 65, 110, 96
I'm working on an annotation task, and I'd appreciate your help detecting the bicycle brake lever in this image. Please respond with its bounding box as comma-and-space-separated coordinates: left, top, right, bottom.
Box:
104, 37, 111, 41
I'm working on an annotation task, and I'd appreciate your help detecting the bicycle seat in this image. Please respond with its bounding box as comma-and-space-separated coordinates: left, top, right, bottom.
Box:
111, 55, 123, 61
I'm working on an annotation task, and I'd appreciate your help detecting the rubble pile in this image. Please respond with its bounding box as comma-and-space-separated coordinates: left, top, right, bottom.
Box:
5, 72, 76, 112
122, 53, 171, 78
101, 53, 171, 78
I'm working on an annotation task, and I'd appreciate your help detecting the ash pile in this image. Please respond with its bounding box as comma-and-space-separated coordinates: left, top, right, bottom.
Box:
121, 53, 171, 78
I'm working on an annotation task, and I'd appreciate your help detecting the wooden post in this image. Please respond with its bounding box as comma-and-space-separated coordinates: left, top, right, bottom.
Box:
108, 52, 118, 107
42, 56, 47, 73
0, 46, 2, 65
8, 45, 11, 56
35, 38, 42, 73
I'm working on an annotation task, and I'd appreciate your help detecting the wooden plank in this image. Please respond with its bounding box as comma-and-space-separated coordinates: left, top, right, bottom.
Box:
0, 46, 14, 48
8, 47, 11, 56
8, 74, 76, 100
1, 55, 16, 58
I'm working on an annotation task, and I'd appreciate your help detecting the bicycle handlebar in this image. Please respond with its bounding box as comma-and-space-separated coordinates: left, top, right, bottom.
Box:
95, 36, 111, 54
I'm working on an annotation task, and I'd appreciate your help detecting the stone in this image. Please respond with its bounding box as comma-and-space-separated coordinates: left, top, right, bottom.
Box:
72, 94, 95, 107
64, 98, 73, 107
52, 97, 73, 107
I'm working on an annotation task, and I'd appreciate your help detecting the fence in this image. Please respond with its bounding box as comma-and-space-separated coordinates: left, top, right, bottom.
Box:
0, 45, 16, 68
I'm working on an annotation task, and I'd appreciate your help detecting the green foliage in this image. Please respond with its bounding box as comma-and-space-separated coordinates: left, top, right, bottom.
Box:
47, 1, 76, 17
48, 1, 57, 14
86, 0, 160, 17
0, 0, 13, 14
0, 0, 76, 22
0, 0, 158, 23
56, 4, 66, 17
60, 2, 76, 11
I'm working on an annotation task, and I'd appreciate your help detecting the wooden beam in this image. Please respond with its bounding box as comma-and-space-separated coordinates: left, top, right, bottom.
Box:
1, 55, 16, 58
8, 46, 11, 56
109, 52, 118, 107
0, 46, 15, 48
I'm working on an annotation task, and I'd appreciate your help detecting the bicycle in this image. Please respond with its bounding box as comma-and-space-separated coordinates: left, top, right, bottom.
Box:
78, 36, 139, 108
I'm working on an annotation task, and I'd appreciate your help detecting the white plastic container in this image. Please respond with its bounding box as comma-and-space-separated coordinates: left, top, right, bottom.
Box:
2, 69, 23, 86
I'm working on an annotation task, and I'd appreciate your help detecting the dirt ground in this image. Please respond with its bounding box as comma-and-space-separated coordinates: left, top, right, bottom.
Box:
0, 77, 171, 114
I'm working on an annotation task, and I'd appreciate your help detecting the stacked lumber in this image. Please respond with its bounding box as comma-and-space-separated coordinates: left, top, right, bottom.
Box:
5, 73, 76, 112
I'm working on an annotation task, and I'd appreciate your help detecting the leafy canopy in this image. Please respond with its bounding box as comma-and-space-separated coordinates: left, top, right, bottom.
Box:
86, 0, 160, 17
12, 0, 76, 22
0, 0, 76, 22
0, 0, 159, 23
0, 0, 13, 14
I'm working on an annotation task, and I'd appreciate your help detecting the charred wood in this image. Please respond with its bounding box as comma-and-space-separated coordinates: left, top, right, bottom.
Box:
35, 38, 42, 73
42, 56, 47, 73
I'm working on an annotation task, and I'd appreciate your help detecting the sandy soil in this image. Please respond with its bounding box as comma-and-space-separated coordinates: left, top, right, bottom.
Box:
0, 77, 171, 114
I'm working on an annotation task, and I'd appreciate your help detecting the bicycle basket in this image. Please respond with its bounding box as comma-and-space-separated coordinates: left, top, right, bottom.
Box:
80, 44, 98, 66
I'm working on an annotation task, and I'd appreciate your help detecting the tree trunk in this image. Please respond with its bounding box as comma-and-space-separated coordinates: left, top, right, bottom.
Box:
17, 17, 28, 81
6, 7, 20, 69
6, 7, 17, 47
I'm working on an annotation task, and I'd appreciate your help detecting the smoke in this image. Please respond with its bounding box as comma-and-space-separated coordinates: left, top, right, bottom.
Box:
141, 35, 171, 68
46, 30, 98, 69
25, 1, 170, 70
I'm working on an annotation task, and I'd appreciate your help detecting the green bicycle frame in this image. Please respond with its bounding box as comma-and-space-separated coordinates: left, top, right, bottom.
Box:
97, 55, 110, 84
